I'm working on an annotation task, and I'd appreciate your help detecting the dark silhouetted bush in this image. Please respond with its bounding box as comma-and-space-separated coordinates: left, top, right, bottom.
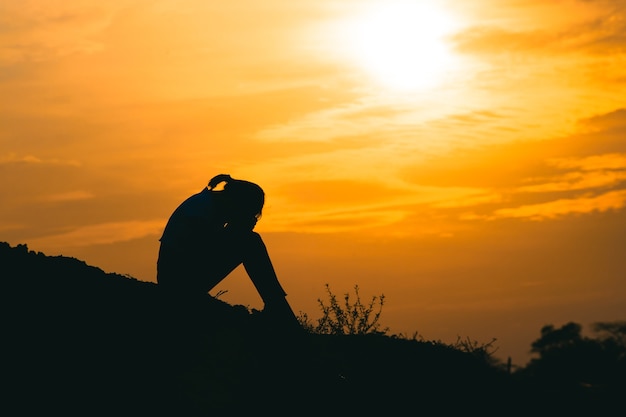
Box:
297, 284, 388, 335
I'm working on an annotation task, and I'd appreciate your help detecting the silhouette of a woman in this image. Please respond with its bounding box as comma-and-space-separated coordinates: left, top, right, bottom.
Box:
157, 174, 299, 328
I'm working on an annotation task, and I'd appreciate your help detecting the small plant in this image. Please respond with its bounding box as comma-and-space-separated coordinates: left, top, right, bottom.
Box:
298, 284, 388, 335
212, 289, 229, 299
450, 335, 500, 365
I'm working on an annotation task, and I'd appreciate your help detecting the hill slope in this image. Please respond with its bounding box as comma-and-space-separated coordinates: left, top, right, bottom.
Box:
2, 241, 611, 416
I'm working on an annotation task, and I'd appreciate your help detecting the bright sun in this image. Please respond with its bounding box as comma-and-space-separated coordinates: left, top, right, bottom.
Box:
340, 1, 460, 91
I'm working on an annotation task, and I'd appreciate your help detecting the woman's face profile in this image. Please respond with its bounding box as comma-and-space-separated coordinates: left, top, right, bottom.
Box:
226, 214, 258, 232
224, 202, 260, 231
220, 179, 264, 232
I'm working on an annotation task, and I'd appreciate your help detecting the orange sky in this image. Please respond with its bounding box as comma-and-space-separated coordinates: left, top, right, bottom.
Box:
2, 0, 625, 366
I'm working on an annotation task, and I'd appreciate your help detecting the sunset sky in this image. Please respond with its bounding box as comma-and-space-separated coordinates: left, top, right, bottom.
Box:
2, 0, 625, 365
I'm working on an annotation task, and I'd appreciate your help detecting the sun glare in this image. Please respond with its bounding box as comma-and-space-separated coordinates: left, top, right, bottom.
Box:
340, 1, 460, 91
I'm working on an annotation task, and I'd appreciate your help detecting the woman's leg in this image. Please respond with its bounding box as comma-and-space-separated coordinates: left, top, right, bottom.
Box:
158, 241, 241, 295
160, 232, 299, 327
237, 232, 300, 328
239, 232, 288, 305
158, 233, 284, 301
191, 231, 288, 303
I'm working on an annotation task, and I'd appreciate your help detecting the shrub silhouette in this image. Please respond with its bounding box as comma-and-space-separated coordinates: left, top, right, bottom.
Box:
298, 284, 388, 335
521, 320, 626, 392
593, 320, 626, 348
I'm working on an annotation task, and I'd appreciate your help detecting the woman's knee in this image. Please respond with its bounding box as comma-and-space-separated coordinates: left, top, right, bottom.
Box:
236, 231, 265, 251
247, 231, 263, 244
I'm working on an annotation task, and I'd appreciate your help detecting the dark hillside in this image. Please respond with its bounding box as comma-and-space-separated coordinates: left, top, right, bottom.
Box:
1, 242, 618, 416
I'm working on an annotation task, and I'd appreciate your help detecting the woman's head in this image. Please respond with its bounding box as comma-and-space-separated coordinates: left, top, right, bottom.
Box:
208, 174, 265, 225
224, 179, 264, 219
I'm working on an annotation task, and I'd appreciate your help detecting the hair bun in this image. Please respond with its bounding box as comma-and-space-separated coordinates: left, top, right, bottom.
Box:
208, 174, 232, 190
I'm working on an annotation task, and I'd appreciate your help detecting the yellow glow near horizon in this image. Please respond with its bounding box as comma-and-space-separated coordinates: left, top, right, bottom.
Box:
340, 1, 461, 91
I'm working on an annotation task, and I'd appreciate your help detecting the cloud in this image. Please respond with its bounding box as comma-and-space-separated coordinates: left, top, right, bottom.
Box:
453, 26, 550, 55
39, 191, 95, 203
0, 154, 88, 211
28, 219, 165, 250
452, 3, 626, 56
0, 223, 26, 234
488, 189, 626, 220
254, 98, 414, 142
253, 92, 496, 149
265, 207, 407, 234
276, 179, 410, 206
260, 103, 626, 232
517, 171, 626, 193
409, 105, 626, 225
457, 150, 626, 221
264, 179, 499, 233
0, 1, 117, 65
548, 152, 626, 171
0, 153, 81, 166
517, 153, 626, 192
431, 191, 503, 208
578, 108, 626, 133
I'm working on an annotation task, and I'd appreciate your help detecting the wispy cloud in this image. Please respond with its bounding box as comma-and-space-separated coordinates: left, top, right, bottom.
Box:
548, 153, 626, 171
39, 191, 95, 203
459, 151, 626, 221
452, 2, 626, 56
432, 190, 503, 208
265, 180, 499, 233
518, 171, 626, 193
0, 223, 26, 234
0, 1, 118, 65
518, 153, 626, 193
0, 153, 81, 166
254, 97, 424, 143
494, 151, 626, 219
28, 220, 165, 249
265, 207, 407, 233
488, 189, 626, 221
